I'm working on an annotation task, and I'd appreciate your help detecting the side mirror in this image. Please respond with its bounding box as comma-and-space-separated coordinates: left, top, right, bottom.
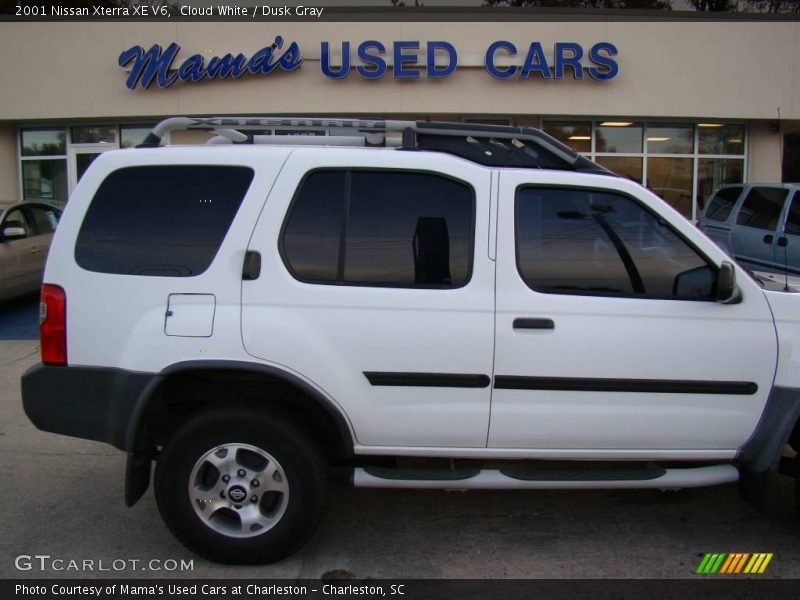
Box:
673, 265, 715, 298
2, 226, 27, 240
716, 260, 741, 304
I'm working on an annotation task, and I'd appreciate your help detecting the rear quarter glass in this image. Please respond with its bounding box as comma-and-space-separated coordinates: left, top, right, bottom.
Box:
74, 165, 254, 277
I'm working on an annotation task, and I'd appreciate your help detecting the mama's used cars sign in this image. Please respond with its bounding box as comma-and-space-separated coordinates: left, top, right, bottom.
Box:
118, 36, 618, 89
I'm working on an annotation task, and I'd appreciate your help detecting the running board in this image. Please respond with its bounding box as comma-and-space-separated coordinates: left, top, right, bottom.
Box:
353, 465, 738, 490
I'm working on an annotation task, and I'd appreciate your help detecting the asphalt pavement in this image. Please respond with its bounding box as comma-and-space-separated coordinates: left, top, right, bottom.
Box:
0, 294, 39, 340
1, 341, 799, 580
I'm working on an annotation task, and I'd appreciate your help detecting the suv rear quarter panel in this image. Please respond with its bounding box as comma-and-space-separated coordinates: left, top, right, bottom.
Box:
45, 147, 292, 371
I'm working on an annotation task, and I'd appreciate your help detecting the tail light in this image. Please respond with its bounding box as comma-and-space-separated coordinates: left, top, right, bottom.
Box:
40, 284, 67, 365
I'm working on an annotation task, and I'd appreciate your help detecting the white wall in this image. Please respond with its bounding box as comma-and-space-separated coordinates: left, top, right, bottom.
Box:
0, 124, 19, 205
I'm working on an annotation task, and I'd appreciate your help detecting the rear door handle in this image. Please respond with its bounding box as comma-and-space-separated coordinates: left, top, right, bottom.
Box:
242, 250, 261, 280
763, 234, 774, 244
513, 318, 555, 330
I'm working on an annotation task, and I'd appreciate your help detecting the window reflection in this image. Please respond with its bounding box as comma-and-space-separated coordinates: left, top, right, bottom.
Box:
542, 121, 592, 153
516, 187, 713, 299
699, 124, 745, 155
647, 157, 693, 218
596, 122, 643, 153
22, 160, 68, 207
70, 126, 116, 145
646, 124, 694, 154
595, 156, 642, 183
697, 158, 744, 212
21, 129, 66, 156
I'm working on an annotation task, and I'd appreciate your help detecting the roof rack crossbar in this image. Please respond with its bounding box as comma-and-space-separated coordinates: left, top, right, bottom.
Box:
137, 116, 615, 176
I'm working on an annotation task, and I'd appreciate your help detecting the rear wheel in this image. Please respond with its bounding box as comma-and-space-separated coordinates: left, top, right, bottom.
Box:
155, 408, 325, 564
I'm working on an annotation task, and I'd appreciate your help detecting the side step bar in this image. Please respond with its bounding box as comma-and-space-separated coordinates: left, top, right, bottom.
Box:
353, 465, 739, 490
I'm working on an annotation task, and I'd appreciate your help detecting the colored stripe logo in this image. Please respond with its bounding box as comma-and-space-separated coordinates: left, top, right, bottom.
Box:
696, 553, 773, 574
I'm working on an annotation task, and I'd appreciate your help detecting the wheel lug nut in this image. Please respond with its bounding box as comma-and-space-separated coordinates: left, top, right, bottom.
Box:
222, 475, 230, 483
251, 479, 260, 488
237, 469, 246, 477
251, 495, 258, 503
220, 491, 226, 498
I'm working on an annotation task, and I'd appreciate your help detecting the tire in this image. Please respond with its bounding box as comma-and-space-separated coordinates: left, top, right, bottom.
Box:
154, 407, 326, 564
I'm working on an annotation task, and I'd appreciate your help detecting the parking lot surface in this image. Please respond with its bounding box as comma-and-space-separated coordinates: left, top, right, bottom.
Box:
1, 340, 799, 580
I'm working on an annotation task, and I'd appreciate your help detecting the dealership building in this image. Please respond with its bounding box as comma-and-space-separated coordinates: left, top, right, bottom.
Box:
1, 15, 799, 221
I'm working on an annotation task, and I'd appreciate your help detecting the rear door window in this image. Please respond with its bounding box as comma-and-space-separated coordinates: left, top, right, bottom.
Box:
28, 206, 60, 234
735, 187, 788, 231
75, 165, 253, 277
282, 169, 474, 288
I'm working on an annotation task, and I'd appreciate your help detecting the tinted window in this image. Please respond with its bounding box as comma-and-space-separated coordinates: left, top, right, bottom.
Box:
516, 187, 714, 299
76, 166, 253, 277
704, 187, 742, 222
282, 170, 473, 287
29, 206, 59, 234
787, 192, 800, 236
282, 171, 345, 282
735, 187, 787, 231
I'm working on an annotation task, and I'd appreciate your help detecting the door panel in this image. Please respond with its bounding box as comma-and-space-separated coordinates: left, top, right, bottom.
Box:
0, 208, 40, 296
490, 172, 777, 451
242, 151, 495, 448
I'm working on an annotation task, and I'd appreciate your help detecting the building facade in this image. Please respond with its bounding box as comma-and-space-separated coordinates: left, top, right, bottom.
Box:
1, 18, 799, 221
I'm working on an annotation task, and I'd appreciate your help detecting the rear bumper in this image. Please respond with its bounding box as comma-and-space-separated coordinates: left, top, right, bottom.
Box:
21, 363, 156, 451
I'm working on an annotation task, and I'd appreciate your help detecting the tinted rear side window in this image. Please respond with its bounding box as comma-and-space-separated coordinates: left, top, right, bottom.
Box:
735, 187, 788, 231
704, 187, 742, 222
282, 170, 474, 288
75, 166, 253, 277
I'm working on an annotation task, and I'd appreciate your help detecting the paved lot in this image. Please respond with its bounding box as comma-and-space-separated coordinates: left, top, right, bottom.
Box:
0, 295, 38, 340
1, 340, 799, 580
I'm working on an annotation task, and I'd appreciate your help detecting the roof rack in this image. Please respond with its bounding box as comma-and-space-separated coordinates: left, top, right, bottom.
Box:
138, 116, 614, 175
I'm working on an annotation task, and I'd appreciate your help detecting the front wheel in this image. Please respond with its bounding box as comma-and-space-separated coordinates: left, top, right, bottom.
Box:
154, 408, 326, 564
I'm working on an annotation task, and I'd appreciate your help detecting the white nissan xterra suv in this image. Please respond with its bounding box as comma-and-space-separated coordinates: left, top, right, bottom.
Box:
22, 117, 800, 564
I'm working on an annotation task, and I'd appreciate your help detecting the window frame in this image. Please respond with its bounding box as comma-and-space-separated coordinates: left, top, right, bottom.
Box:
278, 167, 477, 290
513, 184, 720, 302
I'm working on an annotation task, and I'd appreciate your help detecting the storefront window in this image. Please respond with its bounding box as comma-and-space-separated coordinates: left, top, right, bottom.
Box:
698, 124, 745, 155
542, 119, 746, 221
596, 122, 643, 153
595, 156, 642, 183
697, 158, 744, 212
120, 126, 153, 148
22, 159, 68, 206
646, 124, 694, 154
21, 129, 66, 156
542, 121, 591, 153
647, 157, 693, 217
71, 125, 116, 144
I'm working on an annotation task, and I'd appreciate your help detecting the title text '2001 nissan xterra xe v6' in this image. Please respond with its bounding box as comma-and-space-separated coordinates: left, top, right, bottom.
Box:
21, 117, 800, 564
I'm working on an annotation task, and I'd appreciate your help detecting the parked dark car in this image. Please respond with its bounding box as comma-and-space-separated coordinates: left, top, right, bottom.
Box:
0, 201, 61, 302
698, 183, 799, 276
